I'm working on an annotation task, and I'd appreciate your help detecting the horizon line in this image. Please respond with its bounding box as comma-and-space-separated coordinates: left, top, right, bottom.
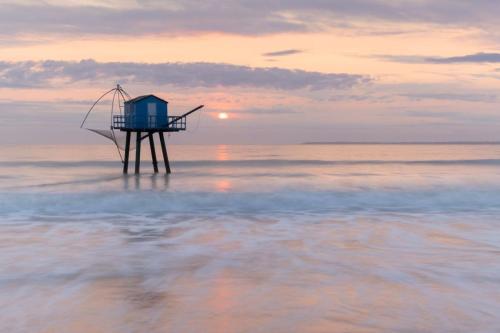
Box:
303, 141, 500, 145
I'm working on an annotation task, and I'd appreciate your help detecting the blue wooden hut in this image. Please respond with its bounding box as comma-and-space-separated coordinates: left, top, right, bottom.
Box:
124, 95, 168, 129
101, 86, 203, 174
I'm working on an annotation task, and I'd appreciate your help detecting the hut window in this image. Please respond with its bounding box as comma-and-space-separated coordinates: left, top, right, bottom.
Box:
148, 103, 157, 116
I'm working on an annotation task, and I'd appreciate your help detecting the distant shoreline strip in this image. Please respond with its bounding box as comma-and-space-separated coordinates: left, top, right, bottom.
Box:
302, 142, 500, 145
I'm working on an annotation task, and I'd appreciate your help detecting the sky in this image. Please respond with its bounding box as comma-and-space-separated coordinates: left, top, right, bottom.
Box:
2, 0, 500, 144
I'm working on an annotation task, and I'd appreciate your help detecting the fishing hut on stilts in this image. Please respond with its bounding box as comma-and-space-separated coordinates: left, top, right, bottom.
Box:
81, 85, 203, 174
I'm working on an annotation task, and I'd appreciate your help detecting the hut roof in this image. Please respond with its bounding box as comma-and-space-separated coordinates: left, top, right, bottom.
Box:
126, 95, 168, 104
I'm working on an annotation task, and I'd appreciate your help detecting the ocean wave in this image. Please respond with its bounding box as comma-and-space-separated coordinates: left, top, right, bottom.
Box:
1, 187, 500, 218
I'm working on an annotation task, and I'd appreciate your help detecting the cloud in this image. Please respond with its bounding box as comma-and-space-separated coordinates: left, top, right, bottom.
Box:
0, 59, 370, 90
404, 110, 499, 124
401, 92, 497, 103
376, 52, 500, 64
234, 106, 300, 114
2, 1, 500, 37
374, 55, 429, 63
0, 100, 86, 126
262, 49, 304, 57
427, 53, 500, 64
0, 2, 308, 37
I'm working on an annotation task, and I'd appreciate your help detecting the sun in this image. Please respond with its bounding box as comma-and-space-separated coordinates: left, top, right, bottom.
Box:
218, 112, 229, 120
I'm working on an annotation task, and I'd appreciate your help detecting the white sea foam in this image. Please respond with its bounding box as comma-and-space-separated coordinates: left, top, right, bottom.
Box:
1, 186, 500, 219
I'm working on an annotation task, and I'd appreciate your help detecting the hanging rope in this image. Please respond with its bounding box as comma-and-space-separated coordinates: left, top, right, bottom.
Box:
188, 110, 202, 133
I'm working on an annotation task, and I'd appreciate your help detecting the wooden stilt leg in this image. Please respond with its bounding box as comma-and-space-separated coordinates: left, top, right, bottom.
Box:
159, 132, 171, 174
135, 131, 141, 174
149, 132, 159, 173
123, 131, 131, 174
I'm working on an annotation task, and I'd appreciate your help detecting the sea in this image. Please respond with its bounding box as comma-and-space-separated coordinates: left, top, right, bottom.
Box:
0, 144, 499, 333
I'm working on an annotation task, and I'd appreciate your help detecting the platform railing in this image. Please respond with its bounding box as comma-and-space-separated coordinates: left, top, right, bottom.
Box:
168, 116, 186, 130
113, 115, 187, 130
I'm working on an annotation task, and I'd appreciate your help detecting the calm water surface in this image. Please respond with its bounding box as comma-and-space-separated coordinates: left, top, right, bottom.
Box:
0, 144, 499, 332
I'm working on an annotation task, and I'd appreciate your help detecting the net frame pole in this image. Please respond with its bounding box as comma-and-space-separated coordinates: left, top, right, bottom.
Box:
110, 89, 125, 163
123, 131, 131, 174
135, 131, 142, 174
159, 132, 171, 174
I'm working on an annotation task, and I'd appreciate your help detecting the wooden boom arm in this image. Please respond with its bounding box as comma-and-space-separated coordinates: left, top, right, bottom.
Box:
167, 105, 204, 126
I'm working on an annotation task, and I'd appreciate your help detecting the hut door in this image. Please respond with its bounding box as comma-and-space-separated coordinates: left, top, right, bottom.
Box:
148, 103, 157, 127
